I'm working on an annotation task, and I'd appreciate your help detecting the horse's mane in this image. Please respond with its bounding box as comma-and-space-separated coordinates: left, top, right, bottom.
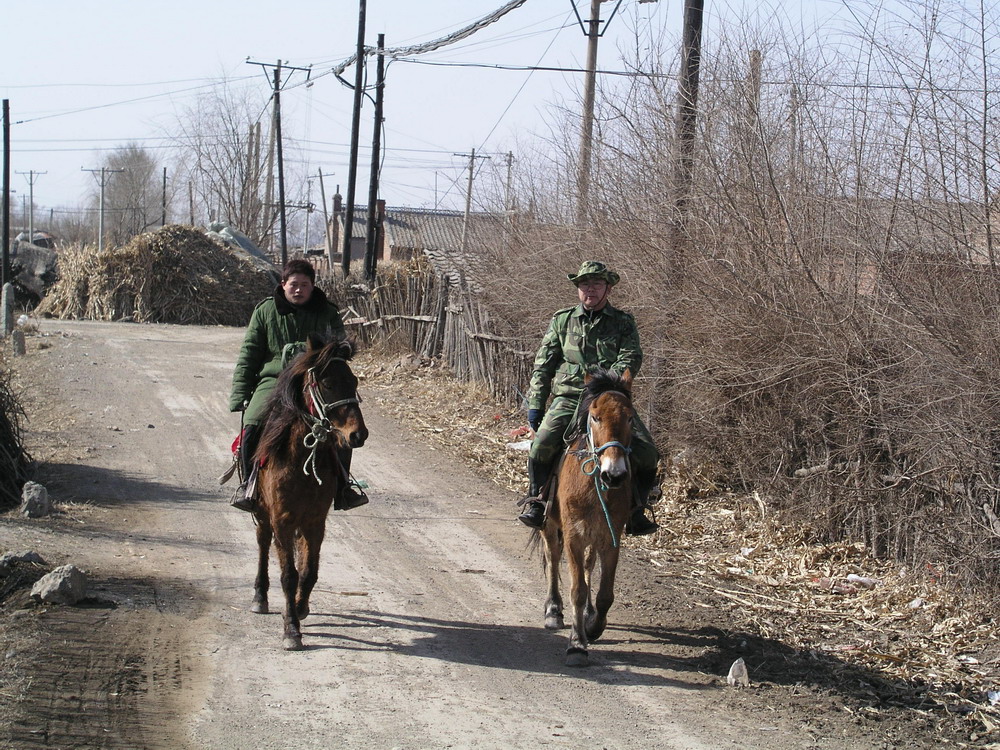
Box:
571, 368, 633, 440
256, 334, 356, 461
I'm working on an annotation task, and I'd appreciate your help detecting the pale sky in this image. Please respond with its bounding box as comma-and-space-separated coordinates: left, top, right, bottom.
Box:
2, 0, 857, 226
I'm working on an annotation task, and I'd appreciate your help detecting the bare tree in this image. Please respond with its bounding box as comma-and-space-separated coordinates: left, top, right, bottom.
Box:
172, 81, 277, 250
90, 143, 162, 247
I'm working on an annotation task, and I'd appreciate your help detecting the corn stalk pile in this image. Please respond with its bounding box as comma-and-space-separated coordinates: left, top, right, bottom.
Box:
37, 225, 275, 326
0, 356, 31, 510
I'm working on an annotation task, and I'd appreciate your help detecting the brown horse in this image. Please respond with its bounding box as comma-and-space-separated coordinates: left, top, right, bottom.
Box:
250, 333, 368, 650
539, 368, 635, 667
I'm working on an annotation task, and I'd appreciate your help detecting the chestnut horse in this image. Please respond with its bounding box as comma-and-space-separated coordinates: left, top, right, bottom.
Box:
250, 333, 368, 650
539, 369, 635, 667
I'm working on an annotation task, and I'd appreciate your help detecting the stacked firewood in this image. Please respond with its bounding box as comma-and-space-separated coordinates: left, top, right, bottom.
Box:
37, 225, 276, 326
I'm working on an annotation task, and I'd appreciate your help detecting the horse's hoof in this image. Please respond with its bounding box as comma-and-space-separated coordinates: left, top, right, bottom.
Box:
544, 615, 565, 630
296, 603, 310, 620
586, 623, 606, 642
283, 635, 304, 651
251, 600, 269, 614
565, 647, 589, 667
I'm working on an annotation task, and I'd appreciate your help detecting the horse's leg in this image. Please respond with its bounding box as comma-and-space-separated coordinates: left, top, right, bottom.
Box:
582, 544, 598, 627
294, 517, 326, 621
272, 521, 303, 651
251, 510, 272, 614
564, 533, 590, 667
540, 523, 564, 630
585, 541, 619, 643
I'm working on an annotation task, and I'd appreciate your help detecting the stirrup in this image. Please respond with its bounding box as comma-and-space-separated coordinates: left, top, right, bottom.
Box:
230, 483, 256, 512
230, 463, 259, 512
335, 478, 369, 511
517, 498, 546, 529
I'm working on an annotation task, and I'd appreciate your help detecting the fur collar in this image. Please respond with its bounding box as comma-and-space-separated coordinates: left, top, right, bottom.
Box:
273, 284, 330, 315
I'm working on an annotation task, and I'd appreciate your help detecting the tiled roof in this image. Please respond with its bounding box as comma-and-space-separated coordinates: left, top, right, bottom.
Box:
340, 205, 509, 288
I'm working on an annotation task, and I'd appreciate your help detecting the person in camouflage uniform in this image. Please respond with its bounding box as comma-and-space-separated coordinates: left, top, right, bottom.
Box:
517, 260, 659, 535
228, 258, 367, 513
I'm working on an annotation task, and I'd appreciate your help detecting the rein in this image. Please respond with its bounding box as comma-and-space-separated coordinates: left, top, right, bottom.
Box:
577, 392, 632, 548
301, 361, 360, 484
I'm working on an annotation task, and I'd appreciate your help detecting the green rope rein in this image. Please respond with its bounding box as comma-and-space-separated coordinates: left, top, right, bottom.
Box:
579, 420, 631, 549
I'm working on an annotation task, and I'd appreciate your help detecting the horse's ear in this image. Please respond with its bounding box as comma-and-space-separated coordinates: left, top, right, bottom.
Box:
584, 371, 593, 385
306, 332, 325, 352
337, 338, 356, 360
621, 368, 633, 391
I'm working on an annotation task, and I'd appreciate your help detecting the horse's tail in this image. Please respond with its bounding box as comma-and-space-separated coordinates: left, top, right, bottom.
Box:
526, 527, 543, 557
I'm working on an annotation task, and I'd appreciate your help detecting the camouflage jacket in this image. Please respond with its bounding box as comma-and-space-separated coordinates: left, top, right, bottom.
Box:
527, 303, 643, 410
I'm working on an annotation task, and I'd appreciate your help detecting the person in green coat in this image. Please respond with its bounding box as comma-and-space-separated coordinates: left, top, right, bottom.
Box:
228, 258, 367, 512
517, 261, 659, 535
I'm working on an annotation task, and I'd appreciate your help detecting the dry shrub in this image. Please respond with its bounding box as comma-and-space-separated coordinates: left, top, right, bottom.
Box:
37, 225, 275, 326
0, 355, 31, 510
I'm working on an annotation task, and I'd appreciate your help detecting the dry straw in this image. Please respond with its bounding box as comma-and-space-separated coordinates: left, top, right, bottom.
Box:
37, 224, 274, 326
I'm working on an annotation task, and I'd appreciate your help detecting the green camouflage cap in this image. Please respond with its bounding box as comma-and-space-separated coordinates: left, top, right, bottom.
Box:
567, 260, 620, 287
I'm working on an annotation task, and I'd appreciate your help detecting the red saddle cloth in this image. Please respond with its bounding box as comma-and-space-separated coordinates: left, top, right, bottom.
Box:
231, 429, 266, 467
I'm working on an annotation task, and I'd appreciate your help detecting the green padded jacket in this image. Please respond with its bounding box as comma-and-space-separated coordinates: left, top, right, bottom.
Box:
228, 285, 347, 424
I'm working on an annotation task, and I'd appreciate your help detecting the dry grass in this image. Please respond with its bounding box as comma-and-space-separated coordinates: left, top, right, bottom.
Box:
356, 346, 1000, 734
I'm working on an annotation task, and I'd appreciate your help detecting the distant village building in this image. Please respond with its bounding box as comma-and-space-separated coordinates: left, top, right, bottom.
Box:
325, 193, 509, 287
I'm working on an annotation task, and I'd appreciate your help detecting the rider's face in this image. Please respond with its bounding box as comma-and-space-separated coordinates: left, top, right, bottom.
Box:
576, 279, 609, 310
282, 273, 315, 306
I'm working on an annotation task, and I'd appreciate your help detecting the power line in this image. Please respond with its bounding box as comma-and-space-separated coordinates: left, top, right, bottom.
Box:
12, 77, 257, 125
392, 57, 1000, 94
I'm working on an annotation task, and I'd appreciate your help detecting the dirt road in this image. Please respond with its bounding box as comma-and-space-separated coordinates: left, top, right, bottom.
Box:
0, 320, 923, 749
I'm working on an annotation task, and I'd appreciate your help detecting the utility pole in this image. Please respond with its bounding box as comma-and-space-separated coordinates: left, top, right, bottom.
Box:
317, 168, 332, 259
303, 177, 313, 255
82, 166, 124, 252
248, 59, 311, 268
2, 99, 10, 288
575, 0, 604, 226
672, 0, 704, 271
571, 0, 657, 224
364, 33, 386, 282
455, 149, 491, 254
504, 151, 515, 225
15, 170, 45, 245
342, 0, 368, 278
161, 167, 167, 226
273, 63, 287, 266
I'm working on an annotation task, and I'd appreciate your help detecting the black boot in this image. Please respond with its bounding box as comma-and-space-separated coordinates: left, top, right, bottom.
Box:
231, 424, 260, 512
626, 468, 660, 536
625, 505, 658, 536
335, 447, 369, 511
517, 458, 552, 528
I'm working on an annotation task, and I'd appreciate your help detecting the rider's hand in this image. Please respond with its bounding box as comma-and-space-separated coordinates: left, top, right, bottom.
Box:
527, 409, 543, 432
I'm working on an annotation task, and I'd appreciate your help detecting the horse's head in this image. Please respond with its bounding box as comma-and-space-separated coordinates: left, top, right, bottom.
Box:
579, 368, 634, 489
304, 333, 368, 449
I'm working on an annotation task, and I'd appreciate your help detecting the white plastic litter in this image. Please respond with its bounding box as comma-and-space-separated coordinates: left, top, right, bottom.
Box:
505, 440, 532, 452
727, 658, 750, 688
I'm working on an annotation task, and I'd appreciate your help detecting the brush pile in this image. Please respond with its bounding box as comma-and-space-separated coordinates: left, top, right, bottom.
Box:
0, 358, 31, 510
36, 225, 276, 326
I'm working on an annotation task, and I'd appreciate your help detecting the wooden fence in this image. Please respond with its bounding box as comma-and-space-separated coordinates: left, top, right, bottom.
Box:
336, 266, 534, 409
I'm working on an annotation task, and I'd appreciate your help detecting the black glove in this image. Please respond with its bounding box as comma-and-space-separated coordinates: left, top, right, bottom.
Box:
528, 409, 543, 432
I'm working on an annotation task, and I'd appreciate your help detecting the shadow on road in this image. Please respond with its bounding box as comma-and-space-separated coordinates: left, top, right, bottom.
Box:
297, 608, 945, 712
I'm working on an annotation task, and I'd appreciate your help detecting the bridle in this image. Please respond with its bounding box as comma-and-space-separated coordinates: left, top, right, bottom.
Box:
301, 361, 361, 483
577, 390, 633, 548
